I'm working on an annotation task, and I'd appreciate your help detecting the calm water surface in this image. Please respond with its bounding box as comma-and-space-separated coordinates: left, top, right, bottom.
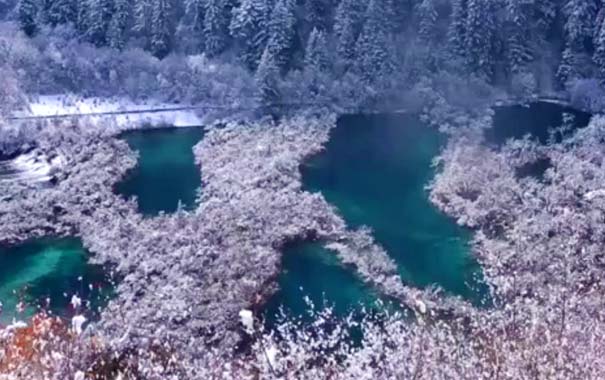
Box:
488, 102, 591, 145
116, 127, 204, 216
268, 114, 489, 320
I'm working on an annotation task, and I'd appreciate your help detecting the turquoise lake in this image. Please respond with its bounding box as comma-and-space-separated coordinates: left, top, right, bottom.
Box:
0, 238, 111, 323
116, 127, 205, 216
9, 104, 585, 326
267, 114, 489, 320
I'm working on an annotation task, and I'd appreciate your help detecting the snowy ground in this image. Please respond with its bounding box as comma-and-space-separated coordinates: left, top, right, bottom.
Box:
13, 94, 204, 129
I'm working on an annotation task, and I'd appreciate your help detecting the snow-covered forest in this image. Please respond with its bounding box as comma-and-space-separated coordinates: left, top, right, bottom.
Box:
2, 0, 605, 113
3, 0, 605, 379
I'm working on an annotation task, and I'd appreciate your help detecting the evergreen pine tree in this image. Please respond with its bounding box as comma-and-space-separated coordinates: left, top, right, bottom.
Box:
87, 0, 114, 46
203, 0, 231, 57
75, 0, 90, 34
255, 47, 280, 105
266, 0, 296, 69
417, 0, 438, 44
563, 0, 598, 47
184, 0, 205, 50
305, 27, 329, 71
333, 0, 365, 64
47, 0, 77, 26
559, 0, 599, 83
593, 18, 605, 81
305, 0, 333, 32
17, 0, 37, 36
464, 0, 497, 79
557, 45, 578, 84
230, 0, 269, 69
448, 0, 467, 59
133, 0, 153, 34
107, 0, 131, 50
355, 0, 393, 83
505, 0, 533, 73
151, 0, 172, 58
534, 0, 557, 35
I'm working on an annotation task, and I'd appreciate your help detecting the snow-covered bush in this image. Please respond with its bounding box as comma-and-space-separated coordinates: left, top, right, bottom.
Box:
569, 78, 605, 113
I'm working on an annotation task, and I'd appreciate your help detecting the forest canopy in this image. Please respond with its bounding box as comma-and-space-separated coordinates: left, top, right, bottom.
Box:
1, 0, 605, 113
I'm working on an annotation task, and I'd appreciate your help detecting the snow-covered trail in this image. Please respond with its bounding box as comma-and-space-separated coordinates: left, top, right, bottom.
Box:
10, 95, 205, 128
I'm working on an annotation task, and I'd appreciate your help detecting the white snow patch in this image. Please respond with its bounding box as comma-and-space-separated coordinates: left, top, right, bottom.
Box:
266, 345, 278, 368
584, 189, 605, 201
70, 295, 82, 309
239, 309, 254, 334
71, 315, 87, 335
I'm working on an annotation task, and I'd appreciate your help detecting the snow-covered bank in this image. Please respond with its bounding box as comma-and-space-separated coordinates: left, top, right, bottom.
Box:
13, 95, 204, 129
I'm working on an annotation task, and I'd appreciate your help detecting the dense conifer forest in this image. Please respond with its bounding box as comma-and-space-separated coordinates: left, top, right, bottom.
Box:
2, 0, 605, 113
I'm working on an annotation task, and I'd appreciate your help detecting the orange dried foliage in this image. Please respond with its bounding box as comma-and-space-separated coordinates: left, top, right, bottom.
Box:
0, 313, 73, 375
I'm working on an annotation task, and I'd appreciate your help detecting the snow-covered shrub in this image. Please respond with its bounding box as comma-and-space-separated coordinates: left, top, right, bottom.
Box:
569, 78, 605, 113
510, 71, 538, 100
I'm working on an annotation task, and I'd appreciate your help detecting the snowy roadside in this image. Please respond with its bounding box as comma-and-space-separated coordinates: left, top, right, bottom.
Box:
12, 94, 204, 129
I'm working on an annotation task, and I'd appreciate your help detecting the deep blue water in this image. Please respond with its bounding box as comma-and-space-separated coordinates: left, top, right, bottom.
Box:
488, 102, 591, 145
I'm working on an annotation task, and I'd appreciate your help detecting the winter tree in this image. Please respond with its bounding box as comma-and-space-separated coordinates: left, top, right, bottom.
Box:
558, 0, 599, 83
17, 0, 37, 36
333, 0, 365, 65
230, 0, 269, 69
151, 0, 173, 58
182, 0, 205, 51
47, 0, 76, 26
203, 0, 231, 57
305, 27, 329, 72
107, 0, 131, 50
563, 0, 598, 47
255, 47, 280, 104
0, 66, 24, 118
266, 0, 296, 69
354, 0, 393, 84
534, 0, 557, 35
448, 0, 467, 59
594, 16, 605, 81
75, 0, 89, 33
464, 0, 497, 79
417, 0, 438, 44
86, 0, 114, 46
505, 0, 533, 73
133, 0, 153, 35
305, 0, 333, 33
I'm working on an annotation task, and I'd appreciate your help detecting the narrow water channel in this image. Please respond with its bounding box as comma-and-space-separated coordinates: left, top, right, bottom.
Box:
0, 238, 111, 323
116, 127, 204, 216
267, 114, 488, 321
